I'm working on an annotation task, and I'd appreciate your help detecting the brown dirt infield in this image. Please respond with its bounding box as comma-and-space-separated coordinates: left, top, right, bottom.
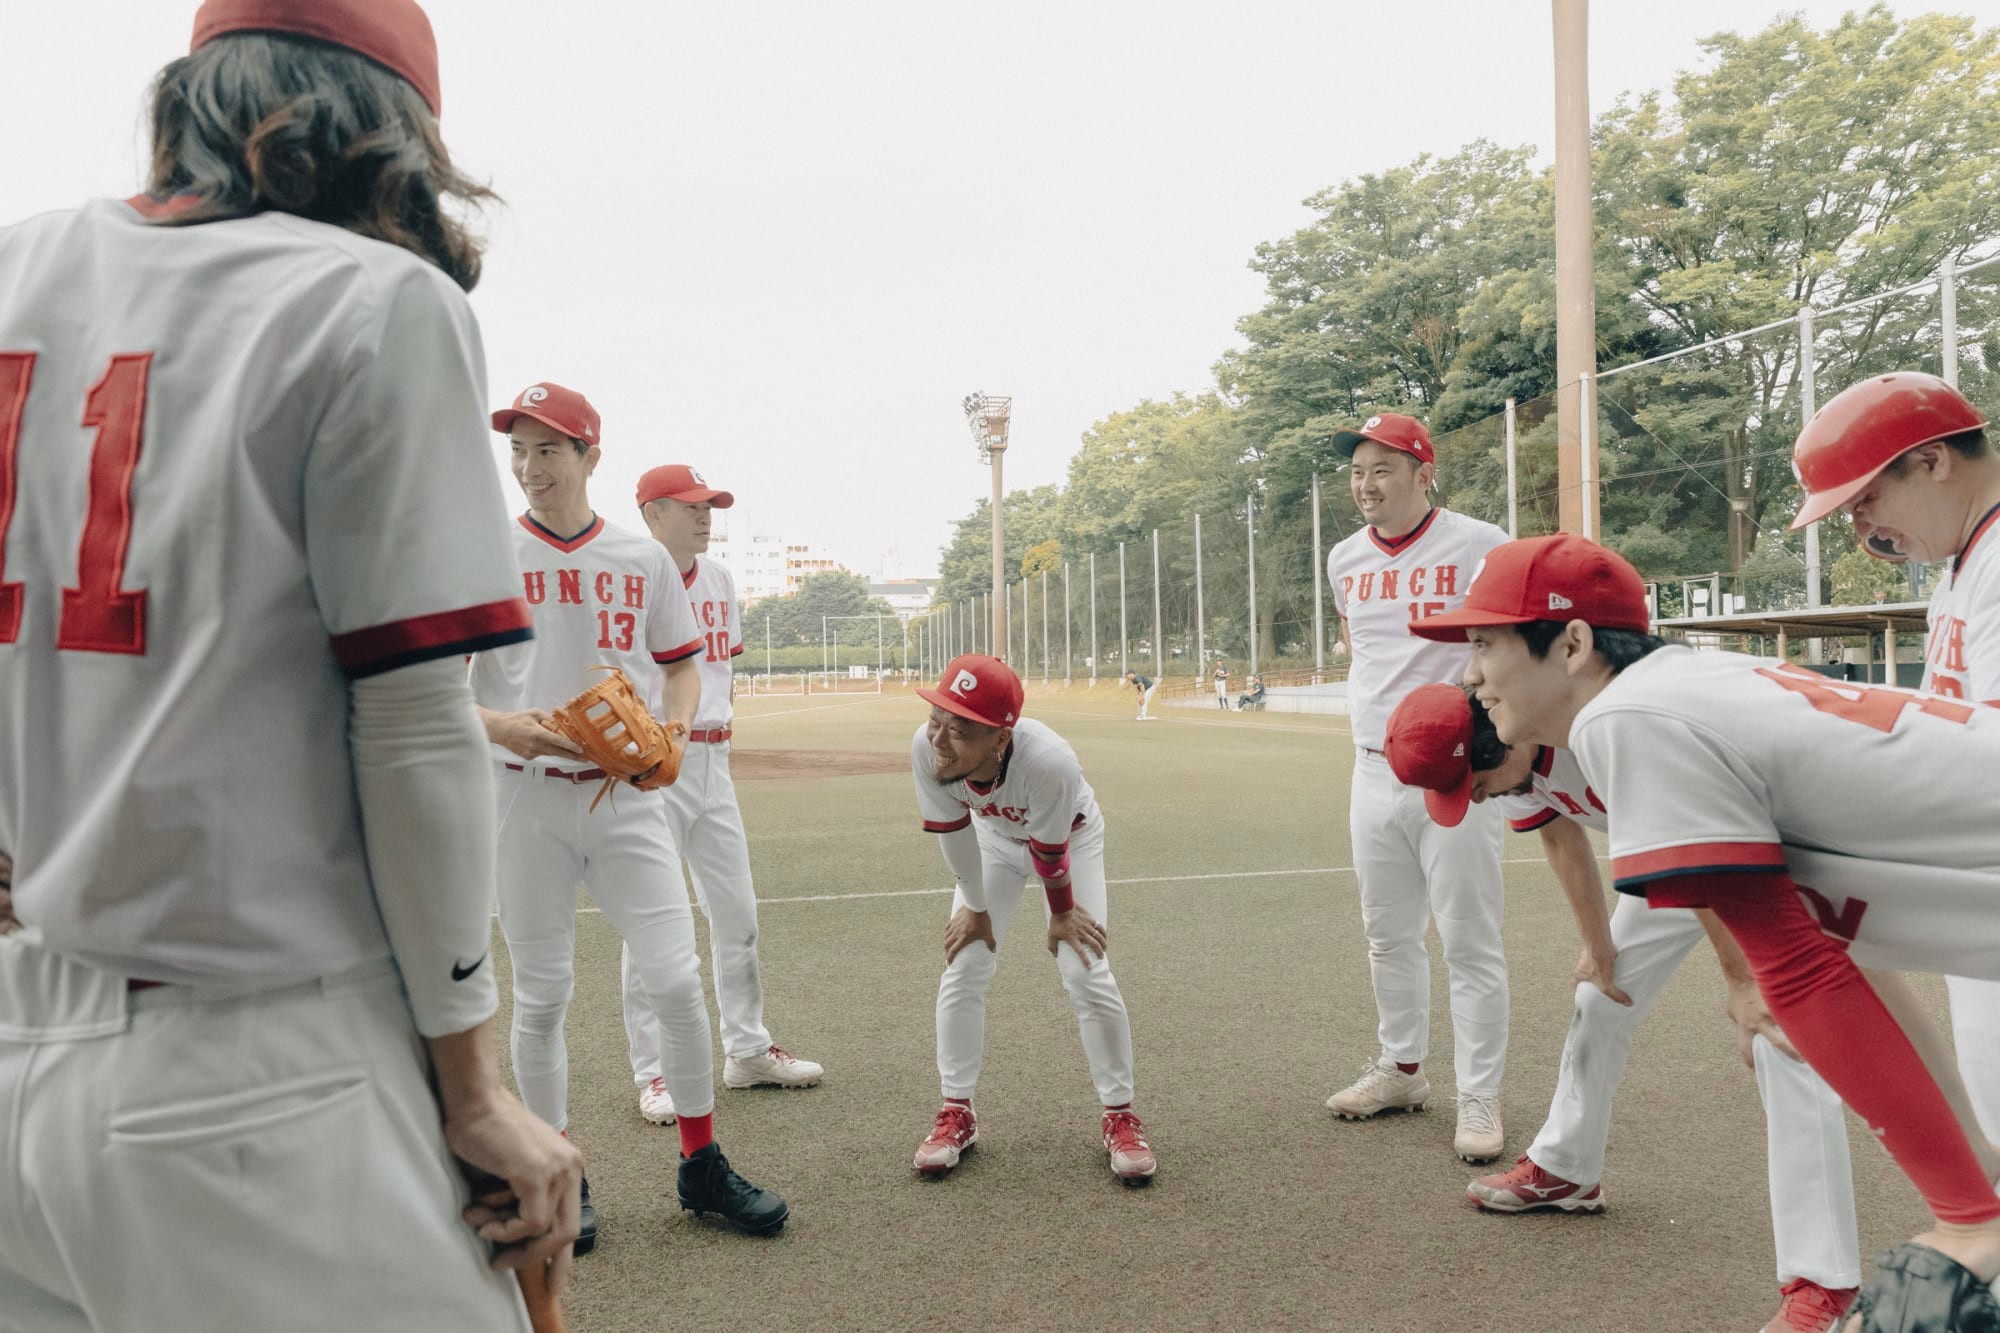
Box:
728, 748, 907, 781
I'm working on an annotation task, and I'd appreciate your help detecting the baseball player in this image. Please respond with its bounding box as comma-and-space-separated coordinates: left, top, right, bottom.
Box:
1124, 668, 1159, 720
1324, 412, 1513, 1162
1792, 371, 2000, 1160
1213, 660, 1230, 709
909, 655, 1156, 1183
1385, 684, 1863, 1332
617, 464, 823, 1125
0, 5, 582, 1329
1419, 532, 2000, 1324
475, 384, 787, 1245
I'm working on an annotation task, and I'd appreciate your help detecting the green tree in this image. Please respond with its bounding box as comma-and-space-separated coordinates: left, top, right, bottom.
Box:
750, 571, 894, 648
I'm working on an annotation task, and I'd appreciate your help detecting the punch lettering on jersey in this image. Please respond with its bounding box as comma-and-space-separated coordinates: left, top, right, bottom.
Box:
1380, 570, 1400, 601
623, 574, 646, 608
557, 570, 583, 604
523, 571, 546, 605
1433, 565, 1459, 597
594, 571, 614, 604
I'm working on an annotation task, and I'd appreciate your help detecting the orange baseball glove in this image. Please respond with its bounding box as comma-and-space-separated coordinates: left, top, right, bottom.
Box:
545, 666, 686, 812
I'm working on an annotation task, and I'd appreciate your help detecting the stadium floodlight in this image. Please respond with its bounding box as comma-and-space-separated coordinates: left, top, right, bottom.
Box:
962, 392, 1013, 661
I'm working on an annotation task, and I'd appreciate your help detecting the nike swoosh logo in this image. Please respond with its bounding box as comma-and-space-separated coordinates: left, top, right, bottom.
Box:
452, 954, 488, 982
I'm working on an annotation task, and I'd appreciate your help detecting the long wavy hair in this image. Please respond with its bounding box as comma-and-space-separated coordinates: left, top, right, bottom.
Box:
144, 33, 495, 290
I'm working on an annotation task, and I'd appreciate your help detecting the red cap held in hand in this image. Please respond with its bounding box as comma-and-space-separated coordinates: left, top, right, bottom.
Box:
1384, 684, 1476, 828
917, 655, 1023, 729
637, 464, 736, 509
192, 0, 443, 116
492, 383, 601, 447
1409, 534, 1649, 643
1331, 412, 1435, 467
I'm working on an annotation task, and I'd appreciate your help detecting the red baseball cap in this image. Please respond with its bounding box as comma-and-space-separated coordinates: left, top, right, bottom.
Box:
1332, 412, 1435, 467
1384, 684, 1476, 827
917, 654, 1023, 729
1410, 534, 1650, 643
192, 0, 442, 116
637, 464, 736, 510
492, 382, 601, 447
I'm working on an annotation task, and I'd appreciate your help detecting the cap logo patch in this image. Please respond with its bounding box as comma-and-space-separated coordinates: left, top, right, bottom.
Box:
521, 385, 550, 407
1549, 593, 1574, 610
690, 468, 707, 484
1452, 742, 1465, 757
1364, 415, 1383, 430
949, 669, 980, 698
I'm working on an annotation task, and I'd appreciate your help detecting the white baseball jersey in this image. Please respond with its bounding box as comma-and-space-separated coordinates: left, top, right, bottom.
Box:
1571, 646, 2000, 977
911, 718, 1101, 854
0, 197, 531, 984
672, 555, 743, 730
1922, 501, 2000, 706
1329, 507, 1511, 749
472, 516, 702, 769
1495, 746, 1608, 834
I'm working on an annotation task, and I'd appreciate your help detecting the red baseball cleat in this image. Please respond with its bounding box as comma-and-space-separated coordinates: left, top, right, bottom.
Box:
1761, 1278, 1858, 1332
1466, 1156, 1605, 1214
1102, 1108, 1157, 1184
914, 1104, 977, 1176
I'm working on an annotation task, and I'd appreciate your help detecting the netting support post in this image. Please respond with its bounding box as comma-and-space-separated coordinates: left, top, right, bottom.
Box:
1247, 499, 1258, 677
1943, 255, 1960, 388
1504, 399, 1519, 538
1194, 514, 1206, 675
1118, 542, 1128, 679
1800, 306, 1821, 613
1041, 567, 1051, 685
1311, 476, 1324, 678
1089, 552, 1099, 685
1151, 528, 1163, 678
1578, 374, 1596, 543
1063, 561, 1073, 686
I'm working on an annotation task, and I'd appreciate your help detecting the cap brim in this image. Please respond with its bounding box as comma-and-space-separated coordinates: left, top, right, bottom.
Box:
916, 686, 1005, 729
1330, 428, 1369, 457
1789, 468, 1882, 530
639, 486, 736, 510
1423, 775, 1473, 828
492, 407, 590, 442
1406, 607, 1542, 643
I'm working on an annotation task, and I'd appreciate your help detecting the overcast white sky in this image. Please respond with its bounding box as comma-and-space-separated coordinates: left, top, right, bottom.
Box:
10, 1, 1995, 577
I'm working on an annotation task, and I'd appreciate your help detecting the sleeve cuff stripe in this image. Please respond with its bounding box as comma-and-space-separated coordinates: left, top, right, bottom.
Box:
1027, 838, 1070, 855
730, 644, 745, 657
1510, 809, 1561, 833
654, 639, 704, 664
333, 599, 532, 678
1610, 841, 1786, 889
923, 817, 972, 833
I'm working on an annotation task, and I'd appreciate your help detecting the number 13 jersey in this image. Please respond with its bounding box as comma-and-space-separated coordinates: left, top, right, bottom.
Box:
470, 516, 703, 770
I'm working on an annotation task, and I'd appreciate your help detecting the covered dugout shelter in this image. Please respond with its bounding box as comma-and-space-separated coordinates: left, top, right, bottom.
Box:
1655, 601, 1932, 688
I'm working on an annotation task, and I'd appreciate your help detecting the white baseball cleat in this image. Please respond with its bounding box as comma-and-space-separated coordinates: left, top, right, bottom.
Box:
724, 1045, 824, 1090
1453, 1093, 1505, 1163
638, 1076, 677, 1125
1326, 1056, 1430, 1119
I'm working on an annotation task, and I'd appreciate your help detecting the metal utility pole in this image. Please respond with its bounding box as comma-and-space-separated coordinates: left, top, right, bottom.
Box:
1552, 0, 1599, 536
1151, 529, 1163, 677
1247, 500, 1259, 676
1311, 475, 1324, 674
964, 393, 1013, 660
1195, 514, 1206, 670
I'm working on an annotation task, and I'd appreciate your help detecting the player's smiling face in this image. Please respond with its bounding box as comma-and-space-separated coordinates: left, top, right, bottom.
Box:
1468, 743, 1537, 803
1349, 441, 1433, 536
1844, 444, 1959, 564
1462, 625, 1571, 748
927, 706, 1009, 785
510, 419, 598, 520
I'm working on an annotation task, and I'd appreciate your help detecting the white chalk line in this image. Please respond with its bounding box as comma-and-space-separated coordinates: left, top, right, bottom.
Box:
565, 856, 1571, 914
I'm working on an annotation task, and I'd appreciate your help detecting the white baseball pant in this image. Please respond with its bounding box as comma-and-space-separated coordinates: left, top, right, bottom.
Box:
1947, 976, 2000, 1142
0, 950, 530, 1333
494, 765, 713, 1130
1215, 678, 1228, 708
1524, 894, 1860, 1287
1349, 750, 1509, 1096
936, 816, 1135, 1105
1139, 683, 1159, 719
621, 740, 773, 1079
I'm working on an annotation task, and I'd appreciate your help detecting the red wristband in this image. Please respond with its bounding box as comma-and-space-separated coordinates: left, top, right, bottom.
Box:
1043, 881, 1075, 914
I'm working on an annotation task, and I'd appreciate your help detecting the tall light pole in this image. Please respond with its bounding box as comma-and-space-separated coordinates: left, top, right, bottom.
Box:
1553, 0, 1599, 536
963, 392, 1013, 662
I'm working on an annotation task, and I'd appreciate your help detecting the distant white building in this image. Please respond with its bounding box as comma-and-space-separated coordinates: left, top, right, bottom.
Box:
709, 530, 787, 605
871, 579, 938, 616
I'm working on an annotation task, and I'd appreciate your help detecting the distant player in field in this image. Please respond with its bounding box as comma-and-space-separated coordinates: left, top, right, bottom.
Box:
909, 655, 1156, 1184
0, 5, 581, 1327
1213, 660, 1230, 709
474, 385, 787, 1245
1420, 532, 2000, 1320
1124, 668, 1158, 720
1324, 412, 1513, 1163
618, 464, 822, 1126
1386, 683, 1863, 1332
1792, 371, 2000, 1157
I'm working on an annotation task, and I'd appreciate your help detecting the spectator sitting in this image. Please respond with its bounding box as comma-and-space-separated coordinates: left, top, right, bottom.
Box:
1236, 674, 1267, 711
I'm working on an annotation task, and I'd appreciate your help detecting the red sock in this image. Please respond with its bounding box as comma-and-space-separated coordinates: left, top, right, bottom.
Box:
1395, 1061, 1419, 1075
677, 1113, 714, 1157
1103, 1102, 1132, 1113
944, 1097, 972, 1110
1707, 874, 2000, 1224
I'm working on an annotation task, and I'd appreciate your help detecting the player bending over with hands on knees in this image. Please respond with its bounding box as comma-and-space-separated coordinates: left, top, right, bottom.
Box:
1413, 532, 2000, 1332
1386, 682, 1864, 1332
910, 656, 1156, 1183
0, 5, 580, 1328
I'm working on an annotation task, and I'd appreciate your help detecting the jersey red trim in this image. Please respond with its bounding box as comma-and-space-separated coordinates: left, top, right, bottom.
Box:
1953, 500, 2000, 583
1532, 746, 1555, 777
923, 815, 972, 833
1509, 808, 1561, 833
1611, 841, 1786, 895
681, 563, 699, 589
654, 637, 704, 665
729, 643, 745, 657
1367, 507, 1439, 557
333, 598, 533, 679
517, 513, 604, 553
1026, 836, 1071, 857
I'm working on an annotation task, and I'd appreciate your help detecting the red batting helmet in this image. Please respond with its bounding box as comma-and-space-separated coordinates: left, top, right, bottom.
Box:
1790, 372, 1986, 529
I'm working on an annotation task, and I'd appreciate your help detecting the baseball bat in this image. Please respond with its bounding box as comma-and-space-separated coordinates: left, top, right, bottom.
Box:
474, 1185, 569, 1333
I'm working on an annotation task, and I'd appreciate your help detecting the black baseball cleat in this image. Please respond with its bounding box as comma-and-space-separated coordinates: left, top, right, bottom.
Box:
575, 1175, 598, 1255
677, 1142, 789, 1236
